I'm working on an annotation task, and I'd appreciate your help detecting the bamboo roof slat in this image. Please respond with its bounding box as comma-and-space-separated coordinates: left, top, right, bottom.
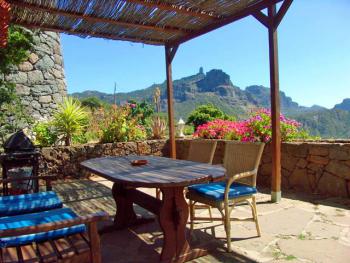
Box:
7, 0, 283, 46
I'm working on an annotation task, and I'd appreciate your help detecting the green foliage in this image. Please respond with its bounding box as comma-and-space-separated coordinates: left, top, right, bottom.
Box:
186, 104, 235, 129
80, 97, 104, 111
183, 125, 194, 135
33, 122, 58, 147
0, 26, 34, 147
128, 100, 154, 126
100, 106, 147, 143
53, 97, 89, 146
0, 26, 34, 75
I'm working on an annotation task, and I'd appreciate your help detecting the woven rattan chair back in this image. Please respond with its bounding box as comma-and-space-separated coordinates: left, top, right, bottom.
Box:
223, 141, 265, 187
187, 140, 217, 164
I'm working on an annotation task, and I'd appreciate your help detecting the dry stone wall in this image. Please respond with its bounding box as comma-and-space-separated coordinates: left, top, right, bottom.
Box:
176, 139, 350, 198
5, 31, 66, 120
39, 140, 169, 178
38, 139, 350, 198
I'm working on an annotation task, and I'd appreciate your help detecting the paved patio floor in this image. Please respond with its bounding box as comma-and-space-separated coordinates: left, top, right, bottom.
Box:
53, 176, 350, 263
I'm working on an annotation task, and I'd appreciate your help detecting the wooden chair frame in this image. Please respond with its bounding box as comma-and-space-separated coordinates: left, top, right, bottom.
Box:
187, 141, 265, 252
0, 211, 109, 263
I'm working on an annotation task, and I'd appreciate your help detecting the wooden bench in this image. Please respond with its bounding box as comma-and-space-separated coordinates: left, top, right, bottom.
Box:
0, 210, 108, 263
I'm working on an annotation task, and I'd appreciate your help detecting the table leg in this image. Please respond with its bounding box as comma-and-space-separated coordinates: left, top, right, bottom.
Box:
112, 183, 137, 228
159, 187, 207, 263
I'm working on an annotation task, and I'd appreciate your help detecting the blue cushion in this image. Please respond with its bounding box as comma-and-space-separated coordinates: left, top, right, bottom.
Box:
0, 191, 63, 217
0, 208, 86, 248
188, 182, 257, 201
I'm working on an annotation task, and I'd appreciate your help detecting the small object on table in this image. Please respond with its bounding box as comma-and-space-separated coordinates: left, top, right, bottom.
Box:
130, 159, 148, 166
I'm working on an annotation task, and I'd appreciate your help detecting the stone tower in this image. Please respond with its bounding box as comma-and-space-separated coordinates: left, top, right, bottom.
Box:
5, 31, 67, 120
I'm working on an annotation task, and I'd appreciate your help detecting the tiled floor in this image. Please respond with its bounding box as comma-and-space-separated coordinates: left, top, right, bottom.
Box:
54, 176, 350, 263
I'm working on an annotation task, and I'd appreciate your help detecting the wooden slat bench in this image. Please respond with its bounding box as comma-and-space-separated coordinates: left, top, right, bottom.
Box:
0, 210, 108, 263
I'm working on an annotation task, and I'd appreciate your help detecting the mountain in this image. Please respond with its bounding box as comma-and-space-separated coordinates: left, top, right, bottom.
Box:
334, 98, 350, 111
72, 69, 307, 117
71, 68, 350, 139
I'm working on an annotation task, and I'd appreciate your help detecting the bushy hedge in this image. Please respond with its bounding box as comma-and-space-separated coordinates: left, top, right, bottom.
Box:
194, 108, 310, 142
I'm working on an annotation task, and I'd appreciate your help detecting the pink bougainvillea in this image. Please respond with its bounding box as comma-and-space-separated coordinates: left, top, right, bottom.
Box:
194, 108, 307, 142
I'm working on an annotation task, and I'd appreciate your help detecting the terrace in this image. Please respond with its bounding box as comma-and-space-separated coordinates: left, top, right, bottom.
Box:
0, 0, 349, 263
55, 176, 350, 262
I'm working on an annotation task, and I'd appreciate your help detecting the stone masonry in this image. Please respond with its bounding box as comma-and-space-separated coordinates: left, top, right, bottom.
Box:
38, 139, 350, 199
5, 30, 67, 120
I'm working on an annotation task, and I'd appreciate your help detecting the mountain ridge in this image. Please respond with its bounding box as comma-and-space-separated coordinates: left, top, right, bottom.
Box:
71, 68, 350, 138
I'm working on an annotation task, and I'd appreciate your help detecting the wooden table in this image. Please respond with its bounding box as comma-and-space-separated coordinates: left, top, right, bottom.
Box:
81, 155, 226, 263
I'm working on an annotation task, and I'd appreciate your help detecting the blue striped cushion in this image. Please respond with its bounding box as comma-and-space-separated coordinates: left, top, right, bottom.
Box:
0, 208, 86, 248
0, 191, 63, 217
188, 182, 257, 201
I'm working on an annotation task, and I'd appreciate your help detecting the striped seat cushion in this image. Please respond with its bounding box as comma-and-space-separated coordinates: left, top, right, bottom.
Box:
0, 191, 63, 217
188, 182, 257, 201
0, 208, 86, 248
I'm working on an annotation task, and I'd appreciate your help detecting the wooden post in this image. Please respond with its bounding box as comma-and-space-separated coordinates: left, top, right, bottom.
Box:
165, 44, 178, 159
268, 4, 281, 203
0, 0, 10, 48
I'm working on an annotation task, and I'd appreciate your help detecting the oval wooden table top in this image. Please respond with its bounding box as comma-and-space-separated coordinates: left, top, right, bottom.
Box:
81, 155, 226, 188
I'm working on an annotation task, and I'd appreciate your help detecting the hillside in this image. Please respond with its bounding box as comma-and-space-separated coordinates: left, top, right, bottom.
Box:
71, 68, 350, 139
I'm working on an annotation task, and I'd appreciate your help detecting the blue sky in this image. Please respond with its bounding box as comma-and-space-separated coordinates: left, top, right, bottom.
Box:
61, 0, 350, 109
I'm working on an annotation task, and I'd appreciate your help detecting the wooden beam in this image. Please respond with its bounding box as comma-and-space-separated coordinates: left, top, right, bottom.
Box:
275, 0, 293, 28
126, 0, 219, 20
165, 44, 179, 159
0, 0, 10, 48
13, 21, 164, 46
170, 0, 283, 46
268, 4, 281, 203
252, 10, 268, 28
9, 0, 187, 34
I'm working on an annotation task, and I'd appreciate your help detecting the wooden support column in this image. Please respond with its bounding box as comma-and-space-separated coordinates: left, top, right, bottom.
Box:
253, 0, 293, 202
165, 44, 179, 159
0, 0, 10, 48
268, 4, 281, 202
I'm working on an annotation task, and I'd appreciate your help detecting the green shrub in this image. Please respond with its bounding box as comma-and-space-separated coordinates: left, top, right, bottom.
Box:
186, 104, 235, 130
80, 97, 105, 111
53, 97, 89, 146
100, 106, 147, 143
33, 122, 57, 146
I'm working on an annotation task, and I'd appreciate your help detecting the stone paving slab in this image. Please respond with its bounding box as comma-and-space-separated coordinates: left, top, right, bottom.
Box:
53, 177, 350, 263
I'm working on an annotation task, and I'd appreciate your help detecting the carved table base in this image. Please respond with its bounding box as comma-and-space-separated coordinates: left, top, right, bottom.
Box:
112, 183, 207, 263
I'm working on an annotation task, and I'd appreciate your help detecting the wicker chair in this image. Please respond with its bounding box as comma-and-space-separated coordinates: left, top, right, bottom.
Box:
186, 141, 265, 252
187, 139, 217, 164
186, 140, 217, 220
156, 140, 217, 200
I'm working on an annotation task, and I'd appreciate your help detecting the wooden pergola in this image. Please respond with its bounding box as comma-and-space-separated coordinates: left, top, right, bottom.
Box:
0, 0, 293, 202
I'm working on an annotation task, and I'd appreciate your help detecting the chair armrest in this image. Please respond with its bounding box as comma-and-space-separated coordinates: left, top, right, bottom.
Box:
230, 169, 257, 183
0, 211, 109, 238
224, 169, 258, 201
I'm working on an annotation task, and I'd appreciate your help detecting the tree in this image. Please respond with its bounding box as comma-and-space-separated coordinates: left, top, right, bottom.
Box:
186, 104, 234, 130
80, 97, 104, 111
0, 26, 34, 145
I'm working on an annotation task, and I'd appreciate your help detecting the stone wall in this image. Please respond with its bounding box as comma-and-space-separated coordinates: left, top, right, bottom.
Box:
258, 142, 350, 198
5, 30, 66, 120
176, 139, 350, 198
38, 139, 350, 198
39, 140, 169, 178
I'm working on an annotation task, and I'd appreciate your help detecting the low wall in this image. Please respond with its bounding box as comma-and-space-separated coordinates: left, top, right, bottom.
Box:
176, 139, 350, 198
38, 140, 169, 178
38, 139, 350, 198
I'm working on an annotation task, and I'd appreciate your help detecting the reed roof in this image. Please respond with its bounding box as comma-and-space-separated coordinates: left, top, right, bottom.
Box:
9, 0, 281, 46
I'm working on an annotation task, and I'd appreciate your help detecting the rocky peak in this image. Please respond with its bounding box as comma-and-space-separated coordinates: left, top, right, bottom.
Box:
197, 69, 233, 92
334, 98, 350, 111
